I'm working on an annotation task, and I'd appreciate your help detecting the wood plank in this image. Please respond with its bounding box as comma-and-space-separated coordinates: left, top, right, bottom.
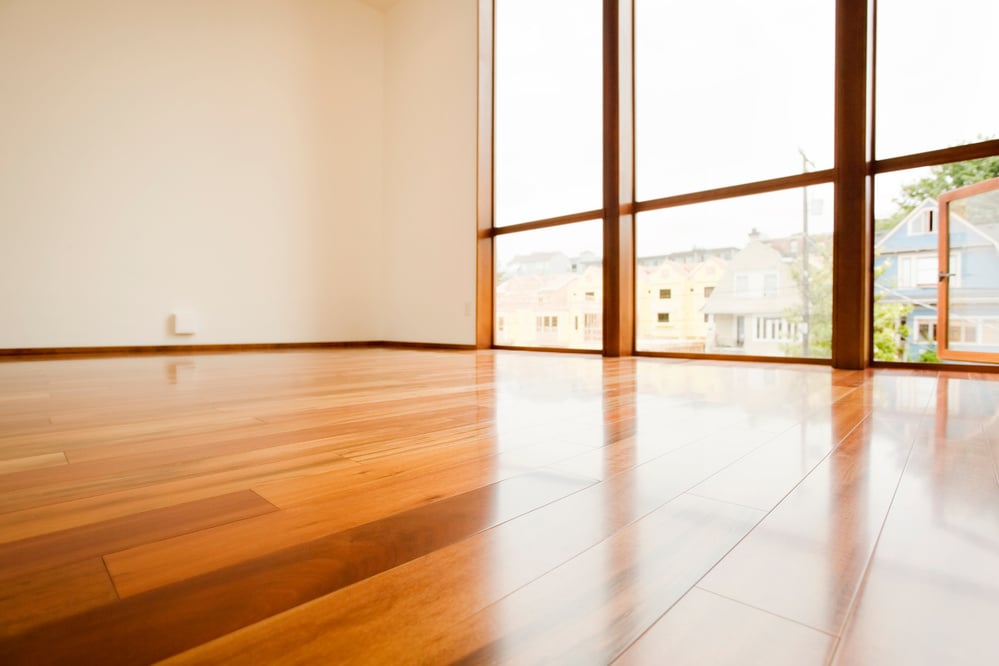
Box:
697, 414, 923, 635
0, 448, 358, 544
0, 471, 593, 665
833, 392, 999, 665
614, 587, 836, 666
690, 402, 869, 511
0, 490, 277, 582
423, 494, 763, 664
0, 452, 67, 476
155, 419, 778, 665
0, 558, 118, 637
104, 439, 594, 597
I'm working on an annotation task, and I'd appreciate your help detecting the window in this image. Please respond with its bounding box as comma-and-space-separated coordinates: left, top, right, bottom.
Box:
915, 318, 937, 343
483, 0, 998, 366
495, 221, 603, 350
734, 270, 781, 299
659, 288, 671, 299
584, 313, 601, 341
657, 312, 670, 323
949, 319, 978, 345
536, 315, 558, 334
755, 317, 798, 341
909, 210, 935, 235
896, 252, 960, 288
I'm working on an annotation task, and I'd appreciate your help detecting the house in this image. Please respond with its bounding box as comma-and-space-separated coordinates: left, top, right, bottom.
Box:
635, 257, 728, 352
495, 266, 602, 348
875, 200, 999, 360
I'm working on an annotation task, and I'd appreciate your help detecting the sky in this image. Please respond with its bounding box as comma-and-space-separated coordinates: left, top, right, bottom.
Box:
493, 0, 998, 268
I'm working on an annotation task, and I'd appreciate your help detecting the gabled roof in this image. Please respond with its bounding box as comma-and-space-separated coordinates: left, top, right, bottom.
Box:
876, 199, 999, 253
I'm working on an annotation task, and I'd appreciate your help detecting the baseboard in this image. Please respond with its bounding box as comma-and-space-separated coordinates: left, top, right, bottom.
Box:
378, 341, 477, 351
0, 340, 477, 360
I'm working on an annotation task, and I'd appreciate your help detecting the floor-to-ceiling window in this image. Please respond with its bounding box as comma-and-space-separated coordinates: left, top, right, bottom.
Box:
634, 0, 835, 360
479, 0, 998, 368
491, 0, 604, 351
870, 0, 999, 365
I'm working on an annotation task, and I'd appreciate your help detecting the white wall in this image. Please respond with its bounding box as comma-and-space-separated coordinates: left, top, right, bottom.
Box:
381, 0, 477, 345
0, 0, 384, 347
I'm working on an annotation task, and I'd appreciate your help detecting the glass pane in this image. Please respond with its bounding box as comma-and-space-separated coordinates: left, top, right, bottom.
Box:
495, 220, 603, 350
876, 0, 999, 158
873, 159, 999, 363
635, 186, 833, 358
635, 0, 834, 200
942, 179, 999, 356
494, 0, 602, 226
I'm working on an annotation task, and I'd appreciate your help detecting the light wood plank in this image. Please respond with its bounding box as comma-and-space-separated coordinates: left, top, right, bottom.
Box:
0, 452, 67, 476
614, 588, 836, 666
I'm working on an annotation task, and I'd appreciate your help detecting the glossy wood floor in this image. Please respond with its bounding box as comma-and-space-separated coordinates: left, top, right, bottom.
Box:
0, 348, 997, 665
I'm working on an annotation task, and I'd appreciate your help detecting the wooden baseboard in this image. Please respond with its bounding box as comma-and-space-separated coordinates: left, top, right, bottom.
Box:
0, 340, 481, 360
378, 341, 477, 351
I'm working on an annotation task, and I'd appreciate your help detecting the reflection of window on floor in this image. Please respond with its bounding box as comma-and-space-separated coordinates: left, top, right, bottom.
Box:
536, 315, 558, 334
755, 317, 798, 341
657, 312, 670, 323
659, 288, 671, 299
584, 313, 601, 341
950, 318, 978, 345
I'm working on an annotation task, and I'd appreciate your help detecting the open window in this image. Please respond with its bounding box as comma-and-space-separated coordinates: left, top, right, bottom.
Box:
937, 177, 999, 363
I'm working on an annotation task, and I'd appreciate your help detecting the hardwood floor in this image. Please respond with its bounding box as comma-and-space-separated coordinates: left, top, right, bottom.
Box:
0, 349, 997, 664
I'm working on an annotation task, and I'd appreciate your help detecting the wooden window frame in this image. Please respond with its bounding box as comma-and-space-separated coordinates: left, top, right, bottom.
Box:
477, 0, 999, 369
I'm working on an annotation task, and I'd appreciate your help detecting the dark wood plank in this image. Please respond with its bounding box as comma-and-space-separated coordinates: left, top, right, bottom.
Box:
0, 471, 593, 665
0, 558, 118, 637
154, 415, 781, 664
0, 490, 277, 582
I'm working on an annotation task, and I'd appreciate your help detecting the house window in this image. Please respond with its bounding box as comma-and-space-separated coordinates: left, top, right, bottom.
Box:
898, 253, 960, 288
909, 209, 935, 235
585, 291, 595, 301
535, 315, 558, 334
584, 312, 601, 341
949, 318, 978, 344
659, 288, 671, 299
915, 318, 936, 343
498, 317, 505, 332
657, 312, 670, 323
755, 317, 797, 341
704, 286, 714, 297
763, 272, 778, 297
735, 271, 779, 298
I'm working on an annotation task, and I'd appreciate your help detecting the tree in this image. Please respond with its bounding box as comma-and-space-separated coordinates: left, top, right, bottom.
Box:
781, 240, 832, 358
871, 262, 913, 361
874, 150, 999, 232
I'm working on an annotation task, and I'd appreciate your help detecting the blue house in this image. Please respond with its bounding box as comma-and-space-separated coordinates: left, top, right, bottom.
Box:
875, 200, 999, 360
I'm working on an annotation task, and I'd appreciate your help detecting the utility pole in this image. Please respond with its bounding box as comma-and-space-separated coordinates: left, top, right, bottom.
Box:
799, 148, 814, 357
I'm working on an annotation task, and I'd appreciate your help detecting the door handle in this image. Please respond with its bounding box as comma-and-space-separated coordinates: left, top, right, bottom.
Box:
939, 272, 955, 281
